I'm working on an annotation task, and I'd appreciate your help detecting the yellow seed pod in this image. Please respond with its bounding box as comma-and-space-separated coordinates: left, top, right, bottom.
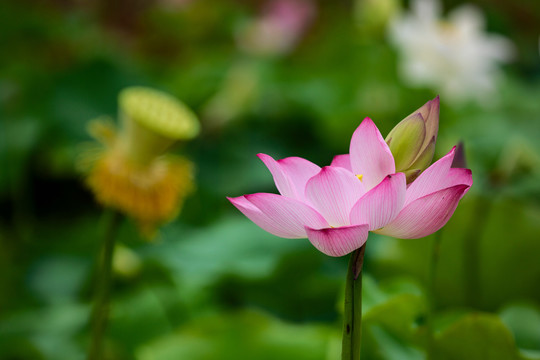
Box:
119, 86, 199, 140
117, 86, 200, 165
84, 87, 199, 237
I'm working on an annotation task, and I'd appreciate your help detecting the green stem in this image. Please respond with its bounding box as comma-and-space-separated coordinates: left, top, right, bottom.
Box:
88, 210, 122, 360
341, 244, 366, 360
426, 230, 443, 359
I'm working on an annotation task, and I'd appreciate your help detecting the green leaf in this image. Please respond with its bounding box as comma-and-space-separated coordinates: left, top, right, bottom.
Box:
135, 310, 335, 360
359, 276, 427, 360
433, 313, 520, 360
362, 325, 424, 360
362, 277, 426, 339
500, 303, 540, 353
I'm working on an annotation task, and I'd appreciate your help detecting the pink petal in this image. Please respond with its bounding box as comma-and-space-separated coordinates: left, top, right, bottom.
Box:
350, 118, 396, 190
305, 224, 369, 257
350, 173, 406, 231
405, 147, 472, 205
278, 156, 321, 200
305, 166, 365, 227
257, 153, 320, 201
375, 184, 470, 239
236, 193, 328, 238
330, 154, 352, 171
405, 147, 455, 204
228, 195, 289, 237
446, 168, 473, 187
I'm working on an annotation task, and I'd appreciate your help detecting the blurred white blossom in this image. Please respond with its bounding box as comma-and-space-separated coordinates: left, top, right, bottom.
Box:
389, 0, 514, 104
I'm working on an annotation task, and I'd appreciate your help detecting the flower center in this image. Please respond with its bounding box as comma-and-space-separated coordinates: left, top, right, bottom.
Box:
356, 174, 363, 182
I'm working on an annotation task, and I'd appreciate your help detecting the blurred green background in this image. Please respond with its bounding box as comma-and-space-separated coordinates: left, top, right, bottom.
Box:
1, 0, 540, 359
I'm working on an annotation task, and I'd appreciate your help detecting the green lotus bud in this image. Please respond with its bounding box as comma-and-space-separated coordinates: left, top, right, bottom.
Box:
386, 96, 440, 180
386, 112, 426, 171
413, 95, 439, 156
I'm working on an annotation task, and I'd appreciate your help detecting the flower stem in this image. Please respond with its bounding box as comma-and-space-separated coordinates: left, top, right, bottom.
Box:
88, 210, 121, 360
341, 244, 366, 360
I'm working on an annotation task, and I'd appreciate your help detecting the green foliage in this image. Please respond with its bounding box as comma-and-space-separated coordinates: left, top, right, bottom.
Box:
500, 304, 540, 359
432, 313, 520, 360
136, 310, 335, 360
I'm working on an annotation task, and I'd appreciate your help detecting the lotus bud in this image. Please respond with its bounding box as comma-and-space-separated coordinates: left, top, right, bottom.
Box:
85, 86, 200, 237
386, 96, 439, 182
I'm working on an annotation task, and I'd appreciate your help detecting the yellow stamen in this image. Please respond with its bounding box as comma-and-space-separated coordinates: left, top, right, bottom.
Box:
356, 174, 364, 182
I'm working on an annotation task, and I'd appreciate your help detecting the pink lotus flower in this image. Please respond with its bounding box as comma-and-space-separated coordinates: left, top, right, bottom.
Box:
228, 118, 472, 257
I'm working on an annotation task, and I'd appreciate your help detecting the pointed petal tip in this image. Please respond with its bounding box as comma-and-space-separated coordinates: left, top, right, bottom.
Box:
350, 172, 406, 230
330, 154, 352, 172
256, 153, 272, 161
350, 116, 395, 189
426, 95, 440, 108
359, 117, 375, 127
318, 165, 351, 176
244, 192, 266, 202
242, 192, 329, 238
227, 195, 246, 204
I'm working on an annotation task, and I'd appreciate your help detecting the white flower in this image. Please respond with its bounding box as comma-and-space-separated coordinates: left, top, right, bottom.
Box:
389, 0, 513, 104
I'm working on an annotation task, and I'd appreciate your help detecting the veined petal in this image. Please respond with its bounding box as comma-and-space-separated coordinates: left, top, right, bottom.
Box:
330, 154, 352, 171
257, 154, 321, 201
242, 193, 328, 238
405, 147, 455, 206
350, 117, 396, 190
350, 173, 406, 231
446, 168, 473, 187
375, 184, 470, 239
305, 224, 369, 257
278, 156, 321, 201
257, 154, 292, 197
305, 166, 365, 227
228, 195, 291, 238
